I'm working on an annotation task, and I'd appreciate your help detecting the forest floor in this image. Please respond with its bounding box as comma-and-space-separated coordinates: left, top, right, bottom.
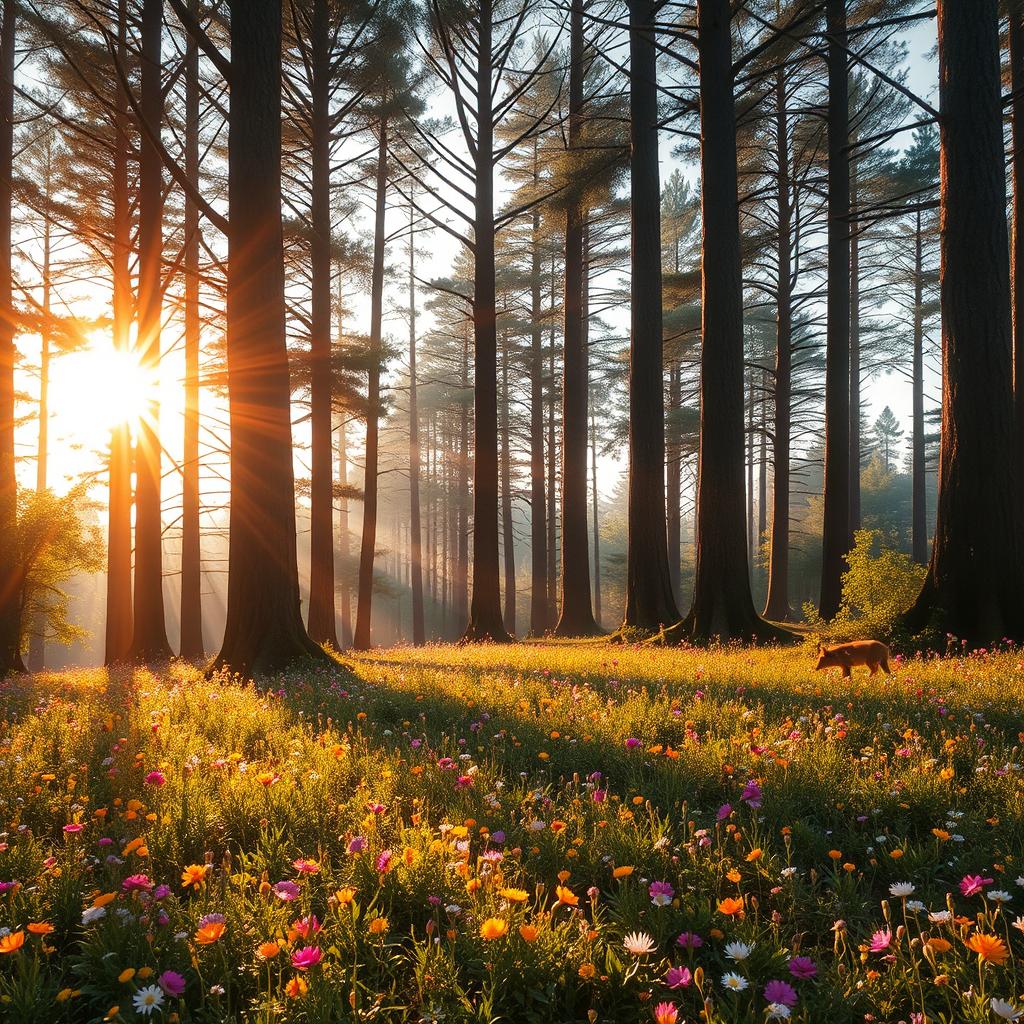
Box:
1, 642, 1023, 1023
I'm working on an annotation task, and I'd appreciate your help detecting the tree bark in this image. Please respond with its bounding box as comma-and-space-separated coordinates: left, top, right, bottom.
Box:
353, 121, 388, 650
667, 358, 682, 602
408, 203, 425, 645
128, 0, 172, 662
179, 0, 204, 659
901, 0, 1024, 646
0, 0, 19, 675
848, 157, 861, 536
305, 0, 339, 649
463, 0, 512, 641
1011, 0, 1024, 505
911, 210, 927, 564
212, 0, 328, 676
763, 66, 792, 621
590, 386, 602, 626
678, 0, 786, 643
105, 0, 133, 666
619, 0, 681, 634
456, 328, 469, 629
500, 329, 516, 634
819, 0, 851, 621
337, 416, 352, 647
546, 312, 557, 626
528, 200, 548, 634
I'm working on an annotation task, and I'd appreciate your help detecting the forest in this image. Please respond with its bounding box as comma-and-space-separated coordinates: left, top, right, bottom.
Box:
0, 1, 1023, 1023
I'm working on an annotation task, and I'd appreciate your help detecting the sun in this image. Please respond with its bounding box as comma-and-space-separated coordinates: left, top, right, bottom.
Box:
49, 333, 156, 446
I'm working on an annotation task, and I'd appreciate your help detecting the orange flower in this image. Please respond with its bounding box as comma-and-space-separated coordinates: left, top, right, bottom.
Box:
333, 887, 356, 906
195, 921, 226, 945
0, 931, 25, 954
612, 866, 634, 879
966, 933, 1008, 965
285, 976, 308, 999
925, 938, 952, 954
745, 849, 763, 862
368, 917, 388, 935
718, 897, 744, 917
578, 962, 596, 979
726, 868, 742, 883
27, 922, 53, 935
181, 864, 207, 889
827, 849, 842, 861
499, 888, 529, 903
519, 924, 539, 942
93, 892, 117, 908
257, 941, 280, 959
479, 918, 508, 940
555, 885, 579, 907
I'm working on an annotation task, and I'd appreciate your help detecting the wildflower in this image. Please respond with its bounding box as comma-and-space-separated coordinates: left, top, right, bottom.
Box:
578, 963, 596, 980
157, 971, 186, 997
740, 780, 762, 807
612, 865, 634, 879
122, 874, 154, 893
519, 924, 539, 942
555, 885, 578, 907
292, 858, 320, 874
118, 968, 136, 983
989, 890, 1013, 903
724, 940, 753, 961
677, 931, 703, 949
272, 880, 300, 902
925, 937, 951, 954
132, 985, 164, 1016
346, 837, 367, 855
499, 888, 529, 903
653, 1002, 678, 1024
181, 864, 207, 889
63, 823, 84, 834
285, 976, 308, 999
888, 881, 915, 897
788, 956, 817, 980
625, 738, 641, 748
27, 922, 53, 935
718, 897, 744, 916
766, 1004, 792, 1021
746, 848, 763, 862
195, 920, 226, 945
82, 906, 106, 925
0, 931, 24, 954
257, 941, 281, 959
722, 972, 749, 992
960, 874, 994, 897
623, 931, 657, 956
991, 998, 1024, 1021
334, 887, 356, 906
479, 918, 508, 940
717, 803, 732, 821
764, 980, 798, 1006
966, 932, 1008, 965
928, 910, 951, 924
368, 917, 388, 935
144, 771, 166, 787
291, 946, 323, 970
649, 881, 674, 907
664, 966, 692, 988
291, 914, 321, 938
869, 929, 891, 953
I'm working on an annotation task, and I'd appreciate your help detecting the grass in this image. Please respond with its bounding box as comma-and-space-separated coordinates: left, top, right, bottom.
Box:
0, 641, 1022, 1022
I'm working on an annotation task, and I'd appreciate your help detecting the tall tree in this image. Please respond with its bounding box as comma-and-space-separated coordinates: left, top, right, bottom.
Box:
407, 200, 426, 645
901, 0, 1024, 646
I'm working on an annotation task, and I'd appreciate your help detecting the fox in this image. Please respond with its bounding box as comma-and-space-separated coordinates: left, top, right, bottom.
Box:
814, 639, 891, 677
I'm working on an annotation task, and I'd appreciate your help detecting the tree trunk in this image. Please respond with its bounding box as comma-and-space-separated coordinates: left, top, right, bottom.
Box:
1011, 0, 1024, 503
353, 121, 388, 650
500, 330, 516, 634
758, 365, 767, 545
590, 387, 602, 626
408, 203, 425, 645
129, 0, 172, 662
746, 365, 754, 561
763, 65, 792, 621
463, 0, 511, 641
819, 0, 851, 621
105, 0, 133, 666
848, 157, 861, 536
179, 0, 204, 659
546, 312, 557, 626
456, 328, 469, 629
306, 0, 339, 648
212, 0, 328, 676
911, 211, 927, 564
666, 358, 682, 602
620, 0, 681, 634
901, 0, 1024, 646
678, 0, 785, 643
0, 0, 19, 675
337, 416, 352, 647
528, 200, 548, 634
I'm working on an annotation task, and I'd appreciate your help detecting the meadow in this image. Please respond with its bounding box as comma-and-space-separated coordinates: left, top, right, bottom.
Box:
0, 642, 1023, 1023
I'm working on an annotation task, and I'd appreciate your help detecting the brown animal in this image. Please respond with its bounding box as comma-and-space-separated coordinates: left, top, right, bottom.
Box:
814, 639, 891, 677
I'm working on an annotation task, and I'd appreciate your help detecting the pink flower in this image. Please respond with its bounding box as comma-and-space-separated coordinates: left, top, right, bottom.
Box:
717, 803, 732, 821
664, 965, 692, 988
652, 1002, 678, 1024
676, 931, 703, 950
764, 980, 798, 1007
649, 881, 675, 906
291, 945, 323, 971
145, 770, 166, 787
122, 874, 154, 893
960, 874, 993, 897
625, 737, 641, 749
292, 859, 320, 875
740, 780, 762, 808
291, 914, 321, 938
62, 823, 84, 834
788, 956, 817, 979
376, 850, 393, 873
272, 880, 300, 902
869, 928, 891, 953
158, 970, 186, 997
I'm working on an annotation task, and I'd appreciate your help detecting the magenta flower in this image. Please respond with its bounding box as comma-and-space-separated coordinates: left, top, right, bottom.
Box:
592, 789, 607, 803
144, 770, 166, 787
292, 914, 321, 938
740, 780, 762, 808
347, 836, 367, 855
664, 965, 692, 988
376, 850, 393, 873
649, 881, 675, 906
764, 980, 798, 1007
272, 880, 300, 902
676, 931, 703, 950
62, 823, 84, 835
960, 874, 993, 897
292, 858, 320, 874
122, 874, 154, 893
869, 928, 892, 953
788, 956, 817, 979
625, 737, 641, 749
716, 803, 732, 821
291, 945, 323, 971
158, 970, 186, 997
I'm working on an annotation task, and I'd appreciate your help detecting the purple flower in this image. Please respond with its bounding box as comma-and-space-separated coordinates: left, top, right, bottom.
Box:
347, 836, 367, 855
740, 780, 762, 808
376, 850, 393, 873
490, 831, 506, 845
272, 880, 300, 902
198, 913, 226, 928
158, 970, 186, 997
625, 737, 642, 749
665, 966, 692, 989
676, 932, 703, 950
717, 803, 732, 821
788, 956, 817, 979
764, 980, 798, 1007
649, 881, 675, 907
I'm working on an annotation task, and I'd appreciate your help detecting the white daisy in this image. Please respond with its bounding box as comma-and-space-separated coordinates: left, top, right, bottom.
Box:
928, 910, 951, 923
989, 890, 1013, 903
906, 900, 926, 913
888, 881, 915, 897
724, 940, 753, 961
990, 997, 1024, 1021
132, 985, 164, 1017
623, 931, 657, 956
721, 972, 749, 992
81, 906, 106, 925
